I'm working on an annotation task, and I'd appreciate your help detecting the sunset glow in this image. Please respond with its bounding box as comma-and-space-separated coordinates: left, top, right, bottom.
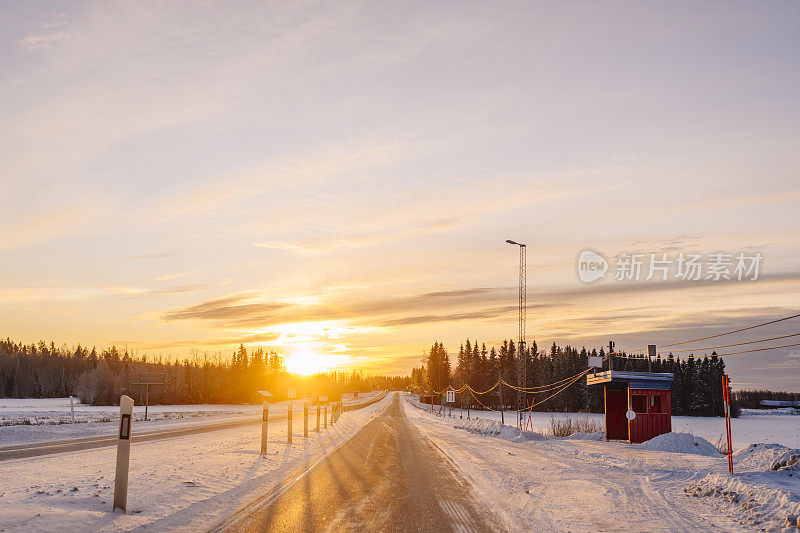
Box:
1, 1, 798, 389
284, 348, 333, 376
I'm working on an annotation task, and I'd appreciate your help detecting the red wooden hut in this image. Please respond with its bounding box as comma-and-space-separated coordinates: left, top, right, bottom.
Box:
587, 371, 674, 443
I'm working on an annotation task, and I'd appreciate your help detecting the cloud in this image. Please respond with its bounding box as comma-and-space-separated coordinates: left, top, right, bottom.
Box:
380, 306, 519, 326
17, 14, 69, 52
125, 252, 179, 260
17, 31, 69, 52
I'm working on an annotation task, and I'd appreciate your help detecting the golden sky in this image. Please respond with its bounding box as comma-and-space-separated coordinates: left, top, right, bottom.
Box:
2, 1, 799, 388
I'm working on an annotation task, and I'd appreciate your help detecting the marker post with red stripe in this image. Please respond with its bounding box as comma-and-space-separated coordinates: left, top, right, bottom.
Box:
722, 374, 734, 474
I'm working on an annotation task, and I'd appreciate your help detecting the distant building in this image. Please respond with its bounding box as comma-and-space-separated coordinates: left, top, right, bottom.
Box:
759, 399, 800, 409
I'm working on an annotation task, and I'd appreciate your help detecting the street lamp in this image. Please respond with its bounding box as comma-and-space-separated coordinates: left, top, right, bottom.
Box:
506, 239, 527, 428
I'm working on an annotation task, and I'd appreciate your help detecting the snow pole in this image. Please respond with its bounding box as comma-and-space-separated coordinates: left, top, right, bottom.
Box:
113, 395, 134, 513
722, 374, 733, 474
261, 402, 269, 456
288, 400, 292, 445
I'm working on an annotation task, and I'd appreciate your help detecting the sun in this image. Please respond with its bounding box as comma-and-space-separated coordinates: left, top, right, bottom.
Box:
284, 348, 330, 376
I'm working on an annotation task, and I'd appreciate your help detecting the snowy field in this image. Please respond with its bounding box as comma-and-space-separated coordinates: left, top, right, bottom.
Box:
430, 402, 800, 449
0, 393, 391, 532
0, 393, 383, 447
405, 395, 800, 531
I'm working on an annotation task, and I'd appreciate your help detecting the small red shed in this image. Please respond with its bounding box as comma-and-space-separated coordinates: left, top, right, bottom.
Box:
587, 371, 674, 443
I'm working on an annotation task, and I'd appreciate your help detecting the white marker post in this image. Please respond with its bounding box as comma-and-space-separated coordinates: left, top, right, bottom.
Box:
69, 395, 75, 424
316, 403, 320, 432
287, 387, 295, 445
260, 402, 269, 456
304, 401, 309, 438
113, 395, 134, 513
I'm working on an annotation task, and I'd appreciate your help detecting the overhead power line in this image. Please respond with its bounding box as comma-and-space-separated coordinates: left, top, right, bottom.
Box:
661, 312, 800, 348
613, 341, 800, 360
661, 332, 800, 353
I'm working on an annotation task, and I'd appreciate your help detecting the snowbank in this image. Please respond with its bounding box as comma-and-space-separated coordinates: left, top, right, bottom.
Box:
685, 443, 800, 530
452, 417, 547, 441
638, 432, 720, 457
733, 443, 800, 474
685, 472, 800, 529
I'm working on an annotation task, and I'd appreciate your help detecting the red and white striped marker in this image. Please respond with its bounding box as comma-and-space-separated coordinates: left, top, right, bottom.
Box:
722, 374, 734, 474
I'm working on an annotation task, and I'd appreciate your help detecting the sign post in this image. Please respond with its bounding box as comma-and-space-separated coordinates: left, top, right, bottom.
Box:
316, 403, 321, 432
722, 374, 734, 474
131, 373, 164, 422
261, 402, 269, 456
446, 390, 455, 418
69, 395, 75, 424
113, 395, 134, 513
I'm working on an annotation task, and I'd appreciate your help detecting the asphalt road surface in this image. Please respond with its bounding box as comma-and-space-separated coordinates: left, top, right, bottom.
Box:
218, 392, 501, 533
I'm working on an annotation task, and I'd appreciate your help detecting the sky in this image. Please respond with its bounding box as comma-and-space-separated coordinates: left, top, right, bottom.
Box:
1, 1, 799, 389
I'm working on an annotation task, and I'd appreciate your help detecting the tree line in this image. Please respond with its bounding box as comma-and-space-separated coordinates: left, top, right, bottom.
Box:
411, 339, 738, 417
731, 389, 800, 409
0, 339, 409, 405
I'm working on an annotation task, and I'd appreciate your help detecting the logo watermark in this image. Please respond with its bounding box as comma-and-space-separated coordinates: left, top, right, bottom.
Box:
577, 251, 763, 283
577, 250, 608, 283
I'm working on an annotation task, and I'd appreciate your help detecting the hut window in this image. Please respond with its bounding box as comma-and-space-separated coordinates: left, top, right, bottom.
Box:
632, 395, 647, 413
650, 395, 664, 414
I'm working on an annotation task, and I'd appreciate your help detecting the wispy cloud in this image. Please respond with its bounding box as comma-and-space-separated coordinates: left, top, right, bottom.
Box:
17, 14, 69, 52
125, 252, 177, 260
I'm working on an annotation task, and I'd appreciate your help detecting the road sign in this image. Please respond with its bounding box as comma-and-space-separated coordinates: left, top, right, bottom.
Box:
588, 356, 603, 368
137, 372, 163, 385
626, 409, 636, 421
446, 390, 455, 403
287, 387, 296, 399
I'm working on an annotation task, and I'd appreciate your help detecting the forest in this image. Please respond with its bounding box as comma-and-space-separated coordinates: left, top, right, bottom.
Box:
0, 338, 409, 405
412, 339, 745, 417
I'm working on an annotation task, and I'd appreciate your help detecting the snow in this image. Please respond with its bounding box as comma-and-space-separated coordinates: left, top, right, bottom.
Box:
638, 432, 720, 457
0, 393, 390, 532
685, 444, 800, 530
0, 393, 383, 447
404, 393, 800, 532
412, 398, 800, 448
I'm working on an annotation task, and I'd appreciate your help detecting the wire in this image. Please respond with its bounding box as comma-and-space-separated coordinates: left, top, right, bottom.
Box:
657, 332, 800, 354
612, 341, 800, 360
502, 369, 589, 392
526, 368, 592, 409
660, 312, 800, 348
706, 341, 800, 357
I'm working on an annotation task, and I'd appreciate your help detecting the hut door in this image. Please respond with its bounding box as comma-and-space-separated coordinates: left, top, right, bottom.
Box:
604, 386, 629, 440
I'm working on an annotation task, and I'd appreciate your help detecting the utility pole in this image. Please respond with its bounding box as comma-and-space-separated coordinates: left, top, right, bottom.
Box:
608, 340, 615, 372
506, 239, 527, 428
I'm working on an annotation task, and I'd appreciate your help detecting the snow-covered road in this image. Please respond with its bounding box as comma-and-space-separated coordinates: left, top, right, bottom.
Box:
404, 396, 750, 532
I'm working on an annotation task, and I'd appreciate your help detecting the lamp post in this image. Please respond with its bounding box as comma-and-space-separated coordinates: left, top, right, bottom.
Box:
506, 239, 527, 428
